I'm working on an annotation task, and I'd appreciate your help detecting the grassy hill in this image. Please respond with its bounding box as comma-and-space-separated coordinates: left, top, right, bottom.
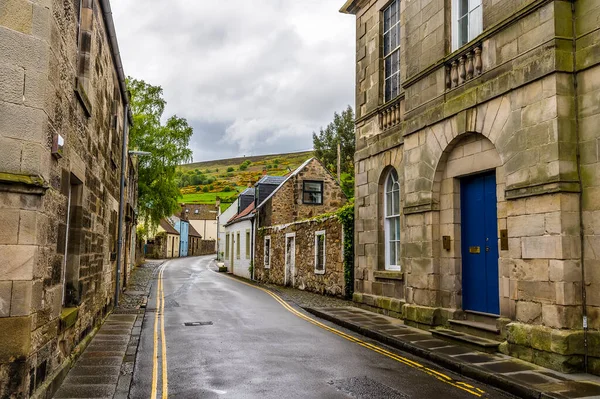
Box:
177, 150, 313, 210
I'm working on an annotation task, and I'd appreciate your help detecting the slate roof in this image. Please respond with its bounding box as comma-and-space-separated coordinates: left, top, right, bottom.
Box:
256, 175, 286, 185
240, 187, 255, 196
182, 203, 218, 220
159, 218, 179, 235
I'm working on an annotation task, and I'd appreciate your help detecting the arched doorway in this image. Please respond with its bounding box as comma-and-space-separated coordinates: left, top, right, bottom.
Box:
433, 133, 504, 315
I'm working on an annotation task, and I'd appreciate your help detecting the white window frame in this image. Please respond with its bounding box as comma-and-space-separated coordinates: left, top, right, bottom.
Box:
383, 0, 401, 102
314, 230, 326, 275
452, 0, 482, 51
264, 235, 271, 268
245, 229, 251, 259
384, 170, 401, 271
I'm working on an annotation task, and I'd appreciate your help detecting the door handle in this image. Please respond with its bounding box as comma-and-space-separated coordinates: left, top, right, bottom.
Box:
486, 246, 490, 252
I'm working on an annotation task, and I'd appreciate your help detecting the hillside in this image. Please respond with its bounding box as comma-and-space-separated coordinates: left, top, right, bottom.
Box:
177, 150, 313, 210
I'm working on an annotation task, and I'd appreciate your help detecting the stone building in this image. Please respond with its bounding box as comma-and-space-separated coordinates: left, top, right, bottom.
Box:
343, 0, 600, 374
0, 0, 136, 396
181, 203, 219, 242
254, 158, 349, 296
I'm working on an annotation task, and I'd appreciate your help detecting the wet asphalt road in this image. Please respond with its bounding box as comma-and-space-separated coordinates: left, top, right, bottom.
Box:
130, 255, 514, 399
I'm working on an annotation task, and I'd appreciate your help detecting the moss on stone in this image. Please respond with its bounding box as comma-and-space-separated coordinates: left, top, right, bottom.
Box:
551, 329, 584, 355
352, 292, 363, 304
60, 307, 78, 330
0, 172, 47, 188
506, 323, 532, 346
403, 304, 441, 326
529, 325, 552, 352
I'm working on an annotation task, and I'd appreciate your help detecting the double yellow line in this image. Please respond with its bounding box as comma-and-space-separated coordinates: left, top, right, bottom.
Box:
151, 262, 168, 399
217, 270, 486, 398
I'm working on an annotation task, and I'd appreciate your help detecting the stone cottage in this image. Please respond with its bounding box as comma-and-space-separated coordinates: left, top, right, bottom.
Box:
254, 158, 349, 296
181, 203, 219, 242
342, 0, 600, 374
0, 0, 136, 396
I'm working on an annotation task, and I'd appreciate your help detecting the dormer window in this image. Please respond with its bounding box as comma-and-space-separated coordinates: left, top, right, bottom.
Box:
303, 181, 323, 205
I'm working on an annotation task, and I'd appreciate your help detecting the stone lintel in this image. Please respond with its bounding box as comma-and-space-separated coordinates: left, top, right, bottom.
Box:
404, 202, 436, 215
505, 181, 580, 200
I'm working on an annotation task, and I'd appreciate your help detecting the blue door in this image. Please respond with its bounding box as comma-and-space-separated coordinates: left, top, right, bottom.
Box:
461, 172, 499, 314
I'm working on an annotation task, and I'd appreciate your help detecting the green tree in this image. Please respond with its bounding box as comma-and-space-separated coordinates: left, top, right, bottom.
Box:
227, 166, 235, 172
312, 105, 355, 197
127, 77, 193, 230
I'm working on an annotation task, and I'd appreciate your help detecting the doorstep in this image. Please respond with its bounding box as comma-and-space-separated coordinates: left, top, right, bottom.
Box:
305, 306, 600, 399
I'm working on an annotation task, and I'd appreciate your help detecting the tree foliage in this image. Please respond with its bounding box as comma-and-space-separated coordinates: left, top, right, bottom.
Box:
312, 106, 355, 197
127, 77, 193, 231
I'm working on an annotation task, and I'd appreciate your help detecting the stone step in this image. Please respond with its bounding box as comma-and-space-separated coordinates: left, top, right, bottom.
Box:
430, 328, 500, 353
448, 319, 502, 342
463, 310, 500, 325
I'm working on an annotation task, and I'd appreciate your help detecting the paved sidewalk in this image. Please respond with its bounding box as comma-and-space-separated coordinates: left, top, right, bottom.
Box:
52, 260, 163, 399
52, 314, 140, 399
306, 306, 600, 399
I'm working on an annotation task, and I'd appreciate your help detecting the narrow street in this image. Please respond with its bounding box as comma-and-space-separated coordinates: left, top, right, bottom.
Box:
130, 255, 513, 399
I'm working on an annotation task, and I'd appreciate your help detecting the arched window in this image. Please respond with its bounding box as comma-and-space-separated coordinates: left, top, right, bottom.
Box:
384, 169, 401, 270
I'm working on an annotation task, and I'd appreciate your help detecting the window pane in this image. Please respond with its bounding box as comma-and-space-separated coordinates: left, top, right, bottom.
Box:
459, 0, 469, 18
391, 25, 398, 50
304, 192, 322, 204
385, 56, 392, 79
391, 51, 399, 75
458, 15, 468, 47
384, 77, 392, 102
392, 188, 400, 215
384, 6, 391, 32
390, 0, 397, 23
386, 192, 393, 216
469, 5, 482, 41
394, 216, 401, 238
389, 239, 396, 267
384, 32, 391, 56
469, 0, 482, 11
395, 241, 401, 265
391, 73, 398, 99
304, 182, 322, 192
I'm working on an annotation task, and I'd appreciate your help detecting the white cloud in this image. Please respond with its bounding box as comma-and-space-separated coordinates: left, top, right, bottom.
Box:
111, 0, 355, 162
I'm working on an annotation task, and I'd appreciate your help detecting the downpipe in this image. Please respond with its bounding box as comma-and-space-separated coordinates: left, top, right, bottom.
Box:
115, 103, 130, 306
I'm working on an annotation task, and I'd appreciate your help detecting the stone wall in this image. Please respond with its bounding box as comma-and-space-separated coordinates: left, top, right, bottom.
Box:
0, 0, 133, 395
261, 158, 347, 227
346, 0, 600, 374
255, 217, 346, 297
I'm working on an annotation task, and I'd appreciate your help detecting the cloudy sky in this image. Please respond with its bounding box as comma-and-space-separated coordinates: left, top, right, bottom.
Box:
111, 1, 355, 162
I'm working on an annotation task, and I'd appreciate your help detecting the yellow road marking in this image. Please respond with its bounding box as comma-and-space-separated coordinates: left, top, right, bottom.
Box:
151, 263, 169, 399
160, 264, 168, 398
216, 269, 485, 397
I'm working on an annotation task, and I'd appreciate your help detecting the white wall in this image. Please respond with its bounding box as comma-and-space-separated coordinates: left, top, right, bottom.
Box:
223, 219, 253, 280
218, 200, 239, 260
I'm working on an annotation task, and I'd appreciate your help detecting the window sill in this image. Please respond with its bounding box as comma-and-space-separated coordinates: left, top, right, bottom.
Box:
60, 307, 79, 330
374, 270, 404, 281
314, 269, 326, 275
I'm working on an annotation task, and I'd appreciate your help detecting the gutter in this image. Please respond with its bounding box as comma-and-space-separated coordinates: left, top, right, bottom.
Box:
98, 0, 133, 124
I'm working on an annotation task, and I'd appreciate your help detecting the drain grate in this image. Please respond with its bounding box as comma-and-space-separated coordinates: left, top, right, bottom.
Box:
184, 321, 213, 327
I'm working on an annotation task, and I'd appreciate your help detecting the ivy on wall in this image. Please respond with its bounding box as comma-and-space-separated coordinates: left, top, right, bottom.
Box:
337, 201, 354, 299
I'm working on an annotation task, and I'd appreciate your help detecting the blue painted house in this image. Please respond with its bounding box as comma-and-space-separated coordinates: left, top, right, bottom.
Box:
169, 215, 190, 257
